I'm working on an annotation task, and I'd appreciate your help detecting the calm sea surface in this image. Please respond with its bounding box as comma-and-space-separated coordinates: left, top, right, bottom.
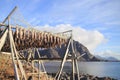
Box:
43, 62, 120, 79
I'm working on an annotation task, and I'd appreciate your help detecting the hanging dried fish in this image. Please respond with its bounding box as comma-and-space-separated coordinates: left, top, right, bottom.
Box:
1, 27, 68, 51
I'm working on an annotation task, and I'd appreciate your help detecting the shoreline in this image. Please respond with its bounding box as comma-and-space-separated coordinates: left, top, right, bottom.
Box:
48, 72, 117, 80
0, 73, 117, 80
0, 54, 119, 80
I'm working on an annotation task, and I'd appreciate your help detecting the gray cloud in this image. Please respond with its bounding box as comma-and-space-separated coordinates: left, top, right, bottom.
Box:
34, 24, 105, 51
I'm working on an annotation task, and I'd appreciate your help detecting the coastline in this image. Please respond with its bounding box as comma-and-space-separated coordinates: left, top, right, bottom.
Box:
0, 54, 119, 80
47, 73, 117, 80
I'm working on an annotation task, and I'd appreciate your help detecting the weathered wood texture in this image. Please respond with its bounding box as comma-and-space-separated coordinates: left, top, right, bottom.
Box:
0, 27, 68, 52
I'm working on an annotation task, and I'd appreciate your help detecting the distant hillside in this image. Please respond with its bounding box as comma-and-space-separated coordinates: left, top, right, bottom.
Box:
106, 57, 119, 61
95, 55, 119, 61
39, 41, 100, 61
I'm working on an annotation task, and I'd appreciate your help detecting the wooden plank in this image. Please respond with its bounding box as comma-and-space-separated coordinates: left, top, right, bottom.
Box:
0, 28, 8, 51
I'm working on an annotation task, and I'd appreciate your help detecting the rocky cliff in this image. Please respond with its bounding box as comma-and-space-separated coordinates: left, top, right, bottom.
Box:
39, 41, 100, 61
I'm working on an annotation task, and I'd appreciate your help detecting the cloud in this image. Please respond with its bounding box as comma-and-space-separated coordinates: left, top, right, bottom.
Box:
96, 50, 120, 60
29, 0, 120, 25
34, 24, 105, 51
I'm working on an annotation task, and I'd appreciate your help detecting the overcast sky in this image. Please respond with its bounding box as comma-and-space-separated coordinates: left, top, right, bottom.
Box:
0, 0, 120, 59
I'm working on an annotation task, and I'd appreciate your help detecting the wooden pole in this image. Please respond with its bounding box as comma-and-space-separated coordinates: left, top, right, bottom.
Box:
2, 6, 17, 24
38, 61, 40, 80
32, 49, 35, 80
36, 48, 41, 80
71, 31, 80, 80
8, 16, 27, 80
0, 28, 8, 50
8, 18, 20, 80
56, 38, 71, 80
72, 59, 75, 80
36, 48, 48, 80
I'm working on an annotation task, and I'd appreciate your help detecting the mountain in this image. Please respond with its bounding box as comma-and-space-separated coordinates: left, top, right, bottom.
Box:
107, 57, 118, 61
95, 55, 105, 60
38, 40, 100, 61
95, 55, 119, 61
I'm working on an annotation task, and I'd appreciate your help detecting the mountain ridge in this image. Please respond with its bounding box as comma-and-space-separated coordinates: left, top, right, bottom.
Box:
39, 40, 100, 61
95, 55, 119, 61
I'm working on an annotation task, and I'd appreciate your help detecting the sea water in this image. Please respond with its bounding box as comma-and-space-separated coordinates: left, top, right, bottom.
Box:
43, 62, 120, 79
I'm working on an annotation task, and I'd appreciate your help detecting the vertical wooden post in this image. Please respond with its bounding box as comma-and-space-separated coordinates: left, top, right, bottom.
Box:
75, 59, 80, 80
71, 31, 80, 80
32, 49, 35, 80
4, 7, 27, 80
37, 48, 41, 80
56, 38, 71, 80
8, 18, 20, 80
32, 60, 34, 80
36, 48, 48, 80
8, 19, 27, 80
72, 59, 75, 80
38, 61, 40, 80
71, 32, 75, 80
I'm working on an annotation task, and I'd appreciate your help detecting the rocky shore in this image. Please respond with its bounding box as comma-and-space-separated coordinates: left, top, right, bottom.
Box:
48, 72, 117, 80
